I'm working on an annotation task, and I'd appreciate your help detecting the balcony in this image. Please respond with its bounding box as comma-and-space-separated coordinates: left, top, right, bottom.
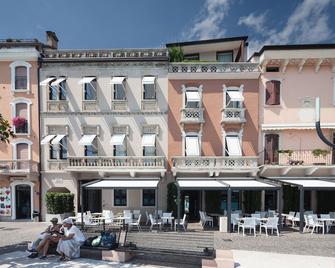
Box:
221, 108, 246, 124
66, 156, 166, 176
172, 156, 259, 176
47, 100, 69, 112
0, 160, 39, 175
180, 108, 205, 124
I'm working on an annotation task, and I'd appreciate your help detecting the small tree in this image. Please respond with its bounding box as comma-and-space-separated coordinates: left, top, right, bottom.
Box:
167, 182, 178, 216
0, 114, 14, 143
168, 46, 184, 62
45, 192, 74, 214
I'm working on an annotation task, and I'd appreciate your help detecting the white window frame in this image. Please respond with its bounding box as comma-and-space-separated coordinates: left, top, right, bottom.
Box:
264, 78, 283, 107
82, 77, 97, 101
10, 98, 32, 135
11, 138, 33, 161
142, 76, 156, 100
183, 132, 201, 156
10, 180, 34, 220
222, 130, 243, 156
112, 189, 129, 207
181, 85, 203, 109
222, 84, 244, 109
10, 61, 31, 92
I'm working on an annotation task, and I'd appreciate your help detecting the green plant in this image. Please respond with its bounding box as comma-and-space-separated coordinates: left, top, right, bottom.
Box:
277, 149, 293, 157
168, 46, 184, 62
0, 114, 15, 143
167, 182, 177, 216
45, 192, 74, 214
312, 149, 330, 158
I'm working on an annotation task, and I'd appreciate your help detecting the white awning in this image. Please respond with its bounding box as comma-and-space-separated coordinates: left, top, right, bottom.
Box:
142, 134, 156, 147
222, 179, 276, 189
78, 77, 96, 84
110, 134, 126, 146
280, 179, 335, 188
227, 91, 244, 102
41, 135, 55, 145
79, 135, 96, 146
262, 123, 335, 131
178, 180, 227, 189
111, 76, 126, 84
40, 77, 56, 86
142, 76, 156, 85
51, 77, 66, 86
226, 136, 242, 156
51, 135, 66, 145
186, 91, 200, 102
185, 136, 200, 156
86, 179, 159, 189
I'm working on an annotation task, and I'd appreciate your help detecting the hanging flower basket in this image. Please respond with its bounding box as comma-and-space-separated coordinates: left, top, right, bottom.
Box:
12, 116, 27, 128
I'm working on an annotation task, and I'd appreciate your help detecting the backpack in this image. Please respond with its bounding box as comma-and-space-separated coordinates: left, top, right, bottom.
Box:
100, 232, 117, 249
83, 236, 97, 247
91, 236, 101, 247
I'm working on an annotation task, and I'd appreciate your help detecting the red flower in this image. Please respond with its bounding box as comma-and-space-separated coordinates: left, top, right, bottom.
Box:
12, 116, 27, 128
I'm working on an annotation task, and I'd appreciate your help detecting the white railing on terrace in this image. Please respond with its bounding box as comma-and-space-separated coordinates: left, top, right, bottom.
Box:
222, 108, 246, 122
180, 108, 204, 123
172, 156, 258, 169
276, 150, 334, 166
0, 160, 39, 173
67, 156, 166, 169
169, 62, 260, 73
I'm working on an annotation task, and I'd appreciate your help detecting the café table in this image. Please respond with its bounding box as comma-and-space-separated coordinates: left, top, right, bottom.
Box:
317, 218, 335, 235
161, 216, 174, 230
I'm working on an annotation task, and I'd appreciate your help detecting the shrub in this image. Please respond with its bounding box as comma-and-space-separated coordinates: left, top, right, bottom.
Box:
45, 192, 74, 214
167, 182, 177, 216
168, 46, 184, 62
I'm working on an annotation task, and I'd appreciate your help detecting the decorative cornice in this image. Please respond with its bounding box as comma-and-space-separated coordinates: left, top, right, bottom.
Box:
41, 111, 168, 116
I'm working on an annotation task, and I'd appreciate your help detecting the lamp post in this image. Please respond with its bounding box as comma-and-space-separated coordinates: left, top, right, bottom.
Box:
315, 97, 335, 148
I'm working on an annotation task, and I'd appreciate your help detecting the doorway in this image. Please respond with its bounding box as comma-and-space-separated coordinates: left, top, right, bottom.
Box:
15, 184, 31, 219
181, 190, 200, 221
79, 180, 102, 213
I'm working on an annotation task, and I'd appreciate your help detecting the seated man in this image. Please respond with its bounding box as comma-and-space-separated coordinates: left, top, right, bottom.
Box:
28, 217, 62, 259
57, 218, 85, 261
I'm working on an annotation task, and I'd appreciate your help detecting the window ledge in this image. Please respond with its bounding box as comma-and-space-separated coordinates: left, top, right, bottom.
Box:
264, 105, 282, 108
11, 89, 30, 93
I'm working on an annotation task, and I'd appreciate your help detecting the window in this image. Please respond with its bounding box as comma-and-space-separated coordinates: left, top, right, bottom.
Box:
217, 51, 233, 62
264, 134, 279, 164
114, 84, 126, 100
114, 189, 127, 206
59, 80, 67, 100
225, 135, 242, 156
265, 80, 281, 105
85, 139, 98, 156
266, 66, 280, 72
49, 83, 58, 101
185, 91, 200, 108
114, 145, 127, 156
59, 137, 68, 159
16, 142, 29, 169
14, 103, 28, 134
185, 135, 200, 156
143, 146, 156, 156
226, 90, 243, 109
84, 80, 97, 100
184, 53, 199, 61
143, 84, 156, 100
49, 144, 57, 160
15, 66, 28, 90
142, 189, 156, 206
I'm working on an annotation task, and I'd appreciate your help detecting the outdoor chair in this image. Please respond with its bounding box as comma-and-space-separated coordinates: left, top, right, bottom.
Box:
286, 211, 295, 226
199, 211, 213, 228
83, 215, 99, 227
145, 211, 150, 225
233, 210, 242, 216
238, 217, 256, 237
260, 211, 267, 218
133, 210, 141, 220
162, 212, 173, 228
267, 210, 275, 217
102, 210, 114, 225
124, 212, 133, 225
305, 210, 313, 215
129, 214, 142, 232
303, 215, 310, 233
251, 213, 261, 226
175, 214, 187, 231
260, 217, 279, 236
292, 212, 300, 227
308, 215, 324, 234
123, 210, 132, 214
149, 214, 162, 231
231, 213, 240, 232
320, 214, 332, 233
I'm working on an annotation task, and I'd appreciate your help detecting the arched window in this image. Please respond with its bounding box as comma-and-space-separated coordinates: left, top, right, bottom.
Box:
11, 138, 32, 170
10, 98, 32, 135
10, 61, 31, 91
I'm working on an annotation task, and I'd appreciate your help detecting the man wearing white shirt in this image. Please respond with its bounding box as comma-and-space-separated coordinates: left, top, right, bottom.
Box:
56, 218, 85, 261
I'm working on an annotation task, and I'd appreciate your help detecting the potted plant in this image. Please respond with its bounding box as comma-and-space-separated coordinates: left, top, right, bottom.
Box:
12, 116, 27, 133
45, 192, 74, 222
312, 149, 330, 165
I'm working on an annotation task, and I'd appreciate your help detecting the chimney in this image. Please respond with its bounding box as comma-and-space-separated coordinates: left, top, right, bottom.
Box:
46, 31, 58, 49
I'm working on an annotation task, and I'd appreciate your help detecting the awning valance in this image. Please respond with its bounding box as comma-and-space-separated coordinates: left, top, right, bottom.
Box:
51, 77, 66, 86
185, 136, 200, 156
186, 91, 200, 102
279, 179, 335, 189
40, 77, 56, 86
78, 77, 96, 84
111, 76, 126, 84
227, 91, 244, 102
86, 179, 159, 189
51, 135, 66, 145
79, 135, 96, 146
142, 134, 156, 147
41, 135, 55, 145
178, 180, 227, 189
222, 179, 277, 189
110, 134, 126, 146
226, 136, 242, 156
142, 76, 156, 85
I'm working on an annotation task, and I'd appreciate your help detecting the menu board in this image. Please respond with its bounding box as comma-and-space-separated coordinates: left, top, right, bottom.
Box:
0, 187, 11, 216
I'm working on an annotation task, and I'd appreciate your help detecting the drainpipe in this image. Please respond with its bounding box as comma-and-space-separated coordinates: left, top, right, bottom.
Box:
37, 56, 42, 222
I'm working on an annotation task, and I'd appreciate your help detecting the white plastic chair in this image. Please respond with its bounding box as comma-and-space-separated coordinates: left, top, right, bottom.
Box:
320, 214, 331, 233
133, 210, 141, 220
267, 210, 275, 217
124, 212, 133, 225
199, 211, 213, 228
149, 214, 162, 231
231, 213, 240, 232
145, 211, 150, 225
251, 213, 261, 226
308, 215, 324, 234
103, 210, 114, 225
286, 211, 295, 226
292, 212, 300, 227
238, 217, 256, 237
175, 214, 187, 231
260, 217, 279, 236
162, 212, 173, 228
129, 214, 142, 232
260, 211, 266, 219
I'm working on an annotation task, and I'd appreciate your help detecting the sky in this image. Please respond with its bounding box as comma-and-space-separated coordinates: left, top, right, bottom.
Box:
1, 0, 335, 55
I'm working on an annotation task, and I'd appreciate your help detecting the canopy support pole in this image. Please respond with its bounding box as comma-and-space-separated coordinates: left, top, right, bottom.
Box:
278, 188, 283, 230
227, 188, 232, 233
299, 187, 304, 233
155, 186, 159, 222
80, 183, 84, 230
177, 183, 181, 232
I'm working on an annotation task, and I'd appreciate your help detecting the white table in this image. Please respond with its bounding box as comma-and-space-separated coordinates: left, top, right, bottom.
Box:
317, 218, 335, 234
161, 216, 174, 230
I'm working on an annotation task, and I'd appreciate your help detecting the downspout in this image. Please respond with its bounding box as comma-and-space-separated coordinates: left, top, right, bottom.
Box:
37, 56, 42, 222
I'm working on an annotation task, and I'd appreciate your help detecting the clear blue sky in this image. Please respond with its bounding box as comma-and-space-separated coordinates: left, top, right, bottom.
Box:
1, 0, 334, 53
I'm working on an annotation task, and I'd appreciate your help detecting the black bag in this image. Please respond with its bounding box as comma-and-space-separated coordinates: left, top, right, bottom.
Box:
100, 232, 117, 249
84, 236, 98, 247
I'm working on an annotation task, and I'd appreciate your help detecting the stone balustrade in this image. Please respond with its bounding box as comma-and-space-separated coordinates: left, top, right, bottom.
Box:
169, 62, 260, 73
180, 108, 205, 123
221, 108, 246, 123
0, 160, 39, 173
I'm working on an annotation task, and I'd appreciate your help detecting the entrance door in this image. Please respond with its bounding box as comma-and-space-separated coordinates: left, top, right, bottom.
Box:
15, 185, 31, 219
182, 190, 200, 221
80, 180, 102, 213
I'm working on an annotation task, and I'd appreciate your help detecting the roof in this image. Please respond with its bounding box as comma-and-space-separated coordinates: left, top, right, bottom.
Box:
166, 36, 248, 47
